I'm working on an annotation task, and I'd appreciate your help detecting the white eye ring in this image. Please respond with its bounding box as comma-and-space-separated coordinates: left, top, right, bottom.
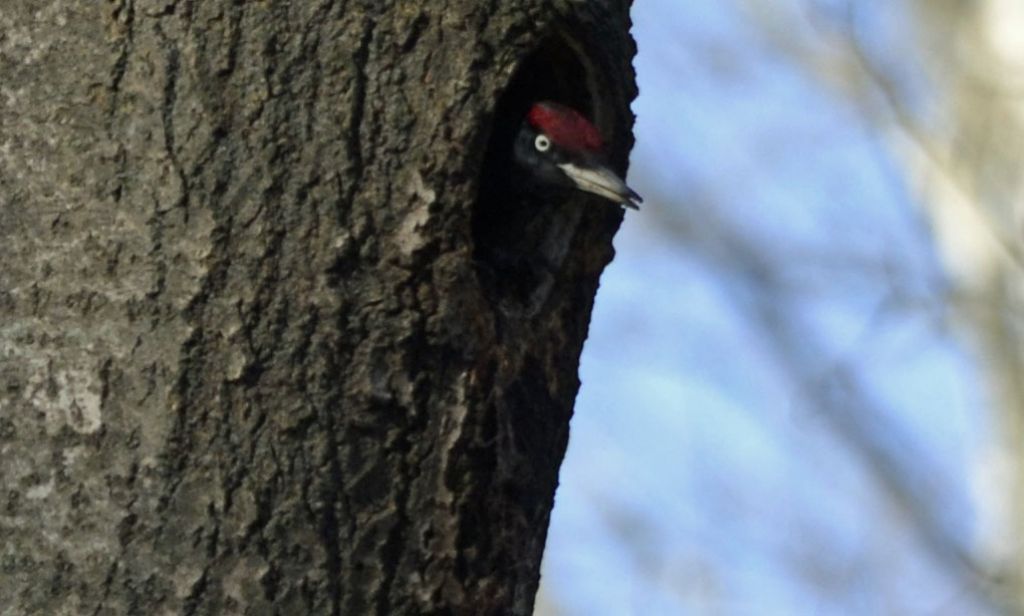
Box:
534, 134, 551, 152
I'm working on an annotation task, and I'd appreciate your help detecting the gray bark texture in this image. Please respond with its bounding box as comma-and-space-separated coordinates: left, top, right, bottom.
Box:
0, 1, 637, 614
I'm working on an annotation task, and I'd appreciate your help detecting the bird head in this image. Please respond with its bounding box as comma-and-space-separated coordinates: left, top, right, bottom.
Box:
513, 101, 642, 210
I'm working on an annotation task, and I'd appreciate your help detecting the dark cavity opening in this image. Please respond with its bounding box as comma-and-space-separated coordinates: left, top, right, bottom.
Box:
472, 36, 594, 315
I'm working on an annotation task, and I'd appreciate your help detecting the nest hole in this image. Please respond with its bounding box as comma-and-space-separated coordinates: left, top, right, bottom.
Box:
472, 36, 596, 314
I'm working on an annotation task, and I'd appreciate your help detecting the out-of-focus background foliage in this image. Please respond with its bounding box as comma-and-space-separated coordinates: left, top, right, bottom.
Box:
536, 1, 1024, 614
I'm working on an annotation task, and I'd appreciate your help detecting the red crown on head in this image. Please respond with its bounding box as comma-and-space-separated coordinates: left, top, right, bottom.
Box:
527, 102, 605, 153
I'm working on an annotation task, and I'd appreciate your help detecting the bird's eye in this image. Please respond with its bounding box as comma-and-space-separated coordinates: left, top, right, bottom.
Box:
534, 134, 551, 152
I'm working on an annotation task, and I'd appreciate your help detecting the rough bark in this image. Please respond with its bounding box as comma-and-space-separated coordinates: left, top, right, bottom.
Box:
0, 1, 637, 614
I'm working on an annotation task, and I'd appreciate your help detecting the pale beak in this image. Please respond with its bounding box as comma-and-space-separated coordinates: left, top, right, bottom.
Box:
558, 162, 643, 210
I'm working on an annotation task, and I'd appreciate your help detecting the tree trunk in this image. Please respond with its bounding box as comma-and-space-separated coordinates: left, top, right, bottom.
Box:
0, 2, 637, 614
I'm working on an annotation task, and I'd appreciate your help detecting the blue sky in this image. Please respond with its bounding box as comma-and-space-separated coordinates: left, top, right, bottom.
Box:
538, 2, 992, 614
